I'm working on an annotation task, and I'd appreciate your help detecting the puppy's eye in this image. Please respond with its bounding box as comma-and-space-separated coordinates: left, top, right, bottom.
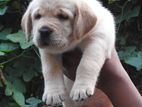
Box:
57, 14, 69, 20
34, 13, 41, 20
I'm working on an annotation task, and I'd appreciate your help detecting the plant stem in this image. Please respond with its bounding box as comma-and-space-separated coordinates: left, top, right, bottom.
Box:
0, 69, 6, 86
0, 51, 25, 65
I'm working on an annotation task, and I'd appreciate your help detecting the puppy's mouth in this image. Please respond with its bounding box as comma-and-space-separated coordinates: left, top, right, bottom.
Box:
36, 38, 66, 49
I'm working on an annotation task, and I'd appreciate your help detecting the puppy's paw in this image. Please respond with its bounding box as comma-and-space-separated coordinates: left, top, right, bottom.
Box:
42, 88, 66, 106
70, 85, 94, 101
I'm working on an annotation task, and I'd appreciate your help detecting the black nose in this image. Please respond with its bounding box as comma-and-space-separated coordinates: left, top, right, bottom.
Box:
39, 26, 53, 36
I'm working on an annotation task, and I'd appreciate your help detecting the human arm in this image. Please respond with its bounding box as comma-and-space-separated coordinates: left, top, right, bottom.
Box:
62, 48, 142, 107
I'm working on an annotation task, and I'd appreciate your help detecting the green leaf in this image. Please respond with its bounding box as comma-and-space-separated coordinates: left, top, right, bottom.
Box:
22, 58, 41, 82
13, 90, 25, 106
0, 6, 7, 15
116, 6, 141, 23
26, 97, 42, 107
23, 70, 35, 82
5, 81, 13, 96
0, 28, 12, 40
5, 57, 39, 79
9, 102, 20, 107
0, 42, 19, 52
7, 30, 33, 49
22, 105, 30, 107
118, 46, 136, 60
0, 51, 5, 56
118, 47, 142, 70
125, 6, 140, 20
0, 0, 10, 2
13, 79, 26, 93
125, 52, 142, 71
0, 0, 10, 6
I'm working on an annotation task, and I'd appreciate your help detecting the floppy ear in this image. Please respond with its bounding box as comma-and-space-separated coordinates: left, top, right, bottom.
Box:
21, 7, 32, 41
72, 3, 97, 40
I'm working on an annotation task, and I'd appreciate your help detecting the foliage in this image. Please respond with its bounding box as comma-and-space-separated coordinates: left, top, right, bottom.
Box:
0, 0, 142, 107
0, 0, 42, 107
105, 0, 142, 93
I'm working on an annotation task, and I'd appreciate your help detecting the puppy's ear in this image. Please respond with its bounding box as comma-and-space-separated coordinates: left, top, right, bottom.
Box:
21, 7, 32, 41
72, 3, 97, 40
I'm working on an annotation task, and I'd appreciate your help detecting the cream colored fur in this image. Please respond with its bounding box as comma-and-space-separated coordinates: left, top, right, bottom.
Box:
21, 0, 115, 106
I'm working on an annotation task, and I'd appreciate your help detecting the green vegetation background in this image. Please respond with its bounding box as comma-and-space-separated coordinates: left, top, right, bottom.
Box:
0, 0, 142, 107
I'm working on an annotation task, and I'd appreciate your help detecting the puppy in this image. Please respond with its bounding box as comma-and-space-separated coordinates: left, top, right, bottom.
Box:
21, 0, 115, 106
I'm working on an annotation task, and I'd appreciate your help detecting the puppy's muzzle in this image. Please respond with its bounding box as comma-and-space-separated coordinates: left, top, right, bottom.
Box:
38, 26, 53, 46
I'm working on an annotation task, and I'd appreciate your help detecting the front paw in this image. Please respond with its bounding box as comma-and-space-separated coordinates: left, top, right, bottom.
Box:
42, 87, 66, 106
70, 85, 94, 101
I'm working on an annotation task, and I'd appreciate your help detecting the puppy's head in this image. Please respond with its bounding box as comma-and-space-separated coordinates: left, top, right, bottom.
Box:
21, 0, 97, 53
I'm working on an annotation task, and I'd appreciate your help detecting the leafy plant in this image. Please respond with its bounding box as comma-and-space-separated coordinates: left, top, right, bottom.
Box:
0, 0, 42, 107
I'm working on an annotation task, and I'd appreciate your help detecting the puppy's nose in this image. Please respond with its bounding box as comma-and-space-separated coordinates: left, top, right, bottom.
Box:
39, 26, 53, 36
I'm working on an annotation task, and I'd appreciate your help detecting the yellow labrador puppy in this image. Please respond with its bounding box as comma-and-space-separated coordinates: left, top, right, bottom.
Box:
21, 0, 115, 106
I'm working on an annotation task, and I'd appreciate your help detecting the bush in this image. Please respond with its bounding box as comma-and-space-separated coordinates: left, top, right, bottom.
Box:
0, 0, 142, 107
